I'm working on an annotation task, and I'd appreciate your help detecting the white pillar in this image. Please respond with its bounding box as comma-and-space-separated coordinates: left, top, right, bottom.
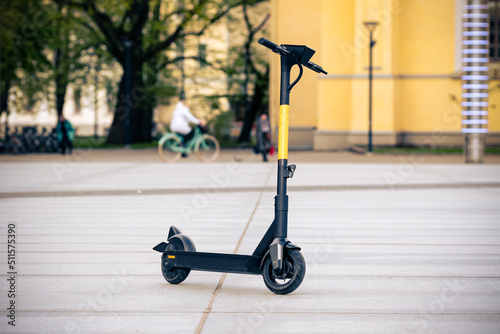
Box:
462, 0, 489, 163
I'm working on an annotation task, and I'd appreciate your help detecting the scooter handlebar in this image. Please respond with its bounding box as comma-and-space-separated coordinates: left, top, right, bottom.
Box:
259, 37, 327, 75
258, 38, 290, 57
258, 38, 278, 51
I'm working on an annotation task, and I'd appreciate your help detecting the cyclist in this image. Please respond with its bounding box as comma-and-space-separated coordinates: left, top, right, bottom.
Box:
170, 94, 206, 157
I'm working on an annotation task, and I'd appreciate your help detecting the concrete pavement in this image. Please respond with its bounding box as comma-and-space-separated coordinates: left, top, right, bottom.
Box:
1, 147, 500, 164
0, 157, 499, 333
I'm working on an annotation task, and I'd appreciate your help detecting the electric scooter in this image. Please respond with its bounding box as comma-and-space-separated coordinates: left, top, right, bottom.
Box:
153, 38, 327, 294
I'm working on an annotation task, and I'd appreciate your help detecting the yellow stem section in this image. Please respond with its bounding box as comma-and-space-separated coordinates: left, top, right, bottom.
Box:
278, 104, 289, 160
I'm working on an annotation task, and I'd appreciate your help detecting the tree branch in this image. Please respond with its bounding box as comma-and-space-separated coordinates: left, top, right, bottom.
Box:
144, 0, 248, 62
128, 0, 150, 40
143, 18, 188, 62
184, 4, 233, 37
243, 1, 253, 32
156, 55, 213, 71
242, 3, 269, 77
72, 16, 103, 41
56, 0, 125, 62
251, 12, 269, 36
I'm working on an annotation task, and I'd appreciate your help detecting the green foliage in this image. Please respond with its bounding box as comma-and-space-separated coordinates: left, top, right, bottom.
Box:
223, 1, 269, 89
211, 109, 233, 144
486, 146, 500, 154
73, 136, 158, 149
0, 0, 116, 117
0, 0, 52, 114
2, 0, 270, 144
72, 136, 111, 148
356, 145, 500, 155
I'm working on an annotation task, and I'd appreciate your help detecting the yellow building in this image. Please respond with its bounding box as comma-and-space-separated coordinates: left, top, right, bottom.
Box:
269, 0, 500, 150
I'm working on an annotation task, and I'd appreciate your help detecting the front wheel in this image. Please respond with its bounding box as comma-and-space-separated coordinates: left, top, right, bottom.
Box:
158, 134, 182, 163
262, 249, 306, 295
161, 238, 191, 284
196, 135, 220, 162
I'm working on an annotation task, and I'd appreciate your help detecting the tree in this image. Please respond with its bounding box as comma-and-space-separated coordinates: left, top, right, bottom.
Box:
58, 0, 265, 144
52, 2, 77, 117
49, 1, 109, 118
223, 0, 269, 143
1, 0, 103, 122
0, 0, 51, 117
236, 1, 269, 142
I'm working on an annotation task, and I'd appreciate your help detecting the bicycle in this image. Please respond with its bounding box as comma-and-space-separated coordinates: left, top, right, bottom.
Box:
157, 126, 220, 162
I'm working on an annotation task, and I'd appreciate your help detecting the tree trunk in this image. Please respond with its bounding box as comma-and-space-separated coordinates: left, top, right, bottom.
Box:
54, 46, 69, 118
106, 61, 153, 144
0, 79, 10, 117
238, 81, 266, 143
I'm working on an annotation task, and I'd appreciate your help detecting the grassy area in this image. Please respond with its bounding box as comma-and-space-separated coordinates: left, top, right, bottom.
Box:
130, 141, 158, 149
73, 137, 158, 149
356, 145, 500, 155
73, 136, 253, 150
486, 146, 500, 154
73, 137, 116, 149
372, 146, 463, 154
73, 137, 500, 154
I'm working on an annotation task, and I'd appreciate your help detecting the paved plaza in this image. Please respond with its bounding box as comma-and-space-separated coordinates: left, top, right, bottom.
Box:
0, 150, 500, 333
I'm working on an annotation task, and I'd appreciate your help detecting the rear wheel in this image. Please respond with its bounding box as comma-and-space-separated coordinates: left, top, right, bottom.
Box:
158, 135, 182, 162
196, 135, 220, 162
262, 249, 305, 295
161, 238, 190, 284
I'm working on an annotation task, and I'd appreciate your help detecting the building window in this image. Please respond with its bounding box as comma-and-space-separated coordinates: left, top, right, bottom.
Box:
74, 87, 82, 113
199, 44, 207, 68
490, 0, 500, 61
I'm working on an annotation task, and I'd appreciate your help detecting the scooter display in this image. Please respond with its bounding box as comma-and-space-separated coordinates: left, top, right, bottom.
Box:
153, 38, 327, 294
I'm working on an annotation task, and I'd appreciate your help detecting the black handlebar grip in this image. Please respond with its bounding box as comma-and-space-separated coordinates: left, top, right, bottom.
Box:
306, 61, 328, 75
258, 38, 279, 52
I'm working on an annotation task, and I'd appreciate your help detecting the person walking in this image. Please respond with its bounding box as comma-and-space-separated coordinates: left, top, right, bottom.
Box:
255, 112, 272, 162
56, 114, 74, 154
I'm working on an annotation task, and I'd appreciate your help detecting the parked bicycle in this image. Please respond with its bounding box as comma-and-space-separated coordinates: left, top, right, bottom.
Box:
0, 126, 60, 154
158, 125, 220, 162
0, 126, 24, 154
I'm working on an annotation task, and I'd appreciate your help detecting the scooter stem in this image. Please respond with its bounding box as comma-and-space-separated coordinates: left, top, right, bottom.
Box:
258, 38, 326, 276
270, 53, 296, 274
275, 53, 296, 239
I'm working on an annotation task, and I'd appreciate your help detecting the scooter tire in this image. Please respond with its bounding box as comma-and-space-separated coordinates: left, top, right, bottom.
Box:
262, 249, 305, 295
161, 239, 190, 284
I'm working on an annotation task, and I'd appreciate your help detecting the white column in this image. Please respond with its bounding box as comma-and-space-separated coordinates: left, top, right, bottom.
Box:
462, 0, 489, 163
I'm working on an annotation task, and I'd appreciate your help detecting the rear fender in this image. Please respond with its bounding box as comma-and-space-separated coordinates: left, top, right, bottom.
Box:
168, 234, 196, 252
153, 226, 196, 253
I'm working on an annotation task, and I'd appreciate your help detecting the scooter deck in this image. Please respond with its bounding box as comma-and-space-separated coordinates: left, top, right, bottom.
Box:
164, 250, 262, 275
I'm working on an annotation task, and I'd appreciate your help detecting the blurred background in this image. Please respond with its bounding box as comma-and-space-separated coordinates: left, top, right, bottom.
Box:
0, 0, 499, 161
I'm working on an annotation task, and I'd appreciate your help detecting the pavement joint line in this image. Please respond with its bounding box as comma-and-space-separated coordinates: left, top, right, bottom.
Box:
3, 274, 500, 279
194, 166, 273, 334
10, 242, 500, 246
1, 311, 499, 316
211, 312, 500, 316
2, 310, 500, 316
2, 182, 500, 198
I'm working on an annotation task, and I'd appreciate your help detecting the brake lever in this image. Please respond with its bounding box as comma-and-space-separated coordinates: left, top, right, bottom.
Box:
305, 61, 327, 75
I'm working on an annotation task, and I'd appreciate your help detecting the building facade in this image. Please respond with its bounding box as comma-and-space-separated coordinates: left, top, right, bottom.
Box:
268, 0, 500, 150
